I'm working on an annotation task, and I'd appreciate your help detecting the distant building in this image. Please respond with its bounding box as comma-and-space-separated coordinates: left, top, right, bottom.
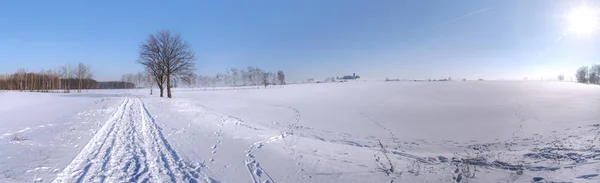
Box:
338, 73, 360, 80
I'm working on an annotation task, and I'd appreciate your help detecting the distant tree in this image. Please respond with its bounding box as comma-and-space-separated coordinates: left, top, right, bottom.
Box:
216, 73, 225, 86
142, 70, 154, 95
76, 63, 93, 93
277, 70, 286, 85
198, 75, 211, 90
557, 75, 565, 81
261, 72, 270, 88
590, 72, 598, 84
134, 72, 144, 90
181, 73, 196, 89
240, 69, 248, 86
591, 64, 600, 84
16, 68, 26, 91
59, 64, 75, 93
246, 67, 256, 86
121, 73, 135, 89
229, 68, 239, 86
576, 66, 589, 83
270, 72, 277, 85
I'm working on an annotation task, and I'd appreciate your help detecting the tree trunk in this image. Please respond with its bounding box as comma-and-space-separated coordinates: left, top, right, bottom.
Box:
167, 74, 172, 98
159, 86, 164, 97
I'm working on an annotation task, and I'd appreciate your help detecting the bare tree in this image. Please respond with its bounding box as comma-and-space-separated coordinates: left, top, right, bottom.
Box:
84, 67, 94, 92
229, 68, 239, 86
591, 64, 600, 84
59, 64, 76, 93
138, 30, 196, 98
138, 34, 167, 97
140, 70, 154, 95
261, 71, 271, 88
76, 63, 92, 93
241, 69, 249, 86
557, 74, 565, 81
16, 68, 27, 91
270, 72, 277, 85
277, 70, 285, 85
121, 73, 136, 89
576, 66, 589, 83
198, 75, 210, 90
181, 73, 196, 90
158, 30, 196, 98
135, 72, 145, 90
251, 67, 264, 88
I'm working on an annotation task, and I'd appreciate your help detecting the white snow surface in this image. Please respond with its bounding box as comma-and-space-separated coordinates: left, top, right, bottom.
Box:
1, 81, 599, 183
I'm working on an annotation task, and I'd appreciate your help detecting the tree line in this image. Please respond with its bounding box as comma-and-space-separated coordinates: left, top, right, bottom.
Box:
180, 67, 285, 89
0, 63, 134, 92
575, 64, 600, 84
136, 30, 286, 98
122, 66, 286, 94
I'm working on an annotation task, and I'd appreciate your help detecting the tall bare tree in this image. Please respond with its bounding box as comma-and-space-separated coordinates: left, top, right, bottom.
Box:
139, 35, 167, 97
138, 30, 196, 98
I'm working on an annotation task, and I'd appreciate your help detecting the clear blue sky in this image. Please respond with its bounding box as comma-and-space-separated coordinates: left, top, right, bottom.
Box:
1, 0, 599, 81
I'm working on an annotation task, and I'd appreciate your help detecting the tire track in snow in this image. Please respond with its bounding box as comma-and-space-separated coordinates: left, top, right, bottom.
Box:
54, 96, 213, 183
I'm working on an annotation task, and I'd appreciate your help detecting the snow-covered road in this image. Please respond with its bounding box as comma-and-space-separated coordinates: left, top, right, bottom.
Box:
53, 97, 212, 183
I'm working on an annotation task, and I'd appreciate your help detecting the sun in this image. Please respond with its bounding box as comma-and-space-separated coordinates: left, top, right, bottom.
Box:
566, 5, 600, 36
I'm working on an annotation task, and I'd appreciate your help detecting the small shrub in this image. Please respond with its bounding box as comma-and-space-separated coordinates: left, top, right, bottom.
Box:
10, 134, 29, 142
374, 140, 397, 176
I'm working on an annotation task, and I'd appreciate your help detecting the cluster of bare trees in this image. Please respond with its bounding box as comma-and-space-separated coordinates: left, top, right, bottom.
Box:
119, 71, 157, 94
120, 72, 147, 89
576, 64, 600, 84
0, 70, 60, 92
0, 63, 95, 93
179, 67, 286, 89
136, 30, 288, 96
138, 30, 196, 98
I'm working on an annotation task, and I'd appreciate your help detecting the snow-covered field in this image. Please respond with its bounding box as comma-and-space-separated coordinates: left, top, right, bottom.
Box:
1, 81, 599, 183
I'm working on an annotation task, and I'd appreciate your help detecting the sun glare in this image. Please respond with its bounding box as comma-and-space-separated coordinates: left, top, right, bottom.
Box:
566, 5, 600, 36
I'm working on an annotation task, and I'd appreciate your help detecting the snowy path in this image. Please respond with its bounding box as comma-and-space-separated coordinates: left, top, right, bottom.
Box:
53, 96, 210, 183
